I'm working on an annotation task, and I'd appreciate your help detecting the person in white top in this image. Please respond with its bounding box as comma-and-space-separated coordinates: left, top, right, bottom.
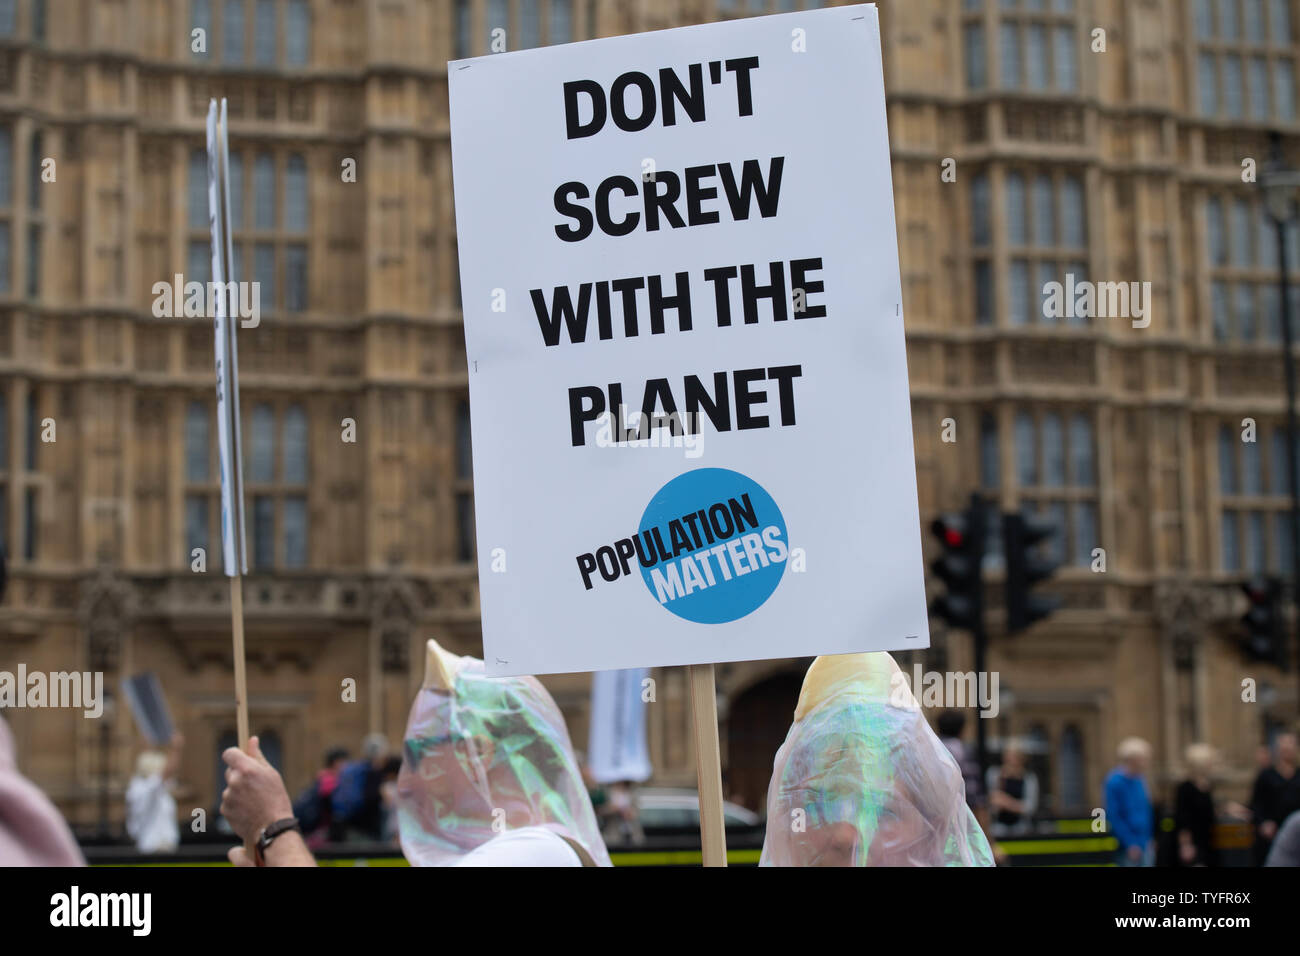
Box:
454, 826, 583, 867
125, 733, 183, 854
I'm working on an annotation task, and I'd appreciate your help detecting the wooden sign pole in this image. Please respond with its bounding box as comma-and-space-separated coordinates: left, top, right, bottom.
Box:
230, 577, 249, 747
688, 663, 727, 867
209, 98, 254, 861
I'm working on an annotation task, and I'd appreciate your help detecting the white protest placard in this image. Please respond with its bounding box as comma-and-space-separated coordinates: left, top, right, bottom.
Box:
206, 98, 247, 577
449, 3, 928, 677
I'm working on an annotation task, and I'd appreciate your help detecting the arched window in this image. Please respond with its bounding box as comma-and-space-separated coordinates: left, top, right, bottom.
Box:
1032, 175, 1054, 248
1042, 413, 1065, 487
284, 154, 308, 232
1244, 435, 1263, 494
964, 21, 986, 91
486, 0, 508, 53
1219, 425, 1237, 494
254, 0, 275, 64
980, 413, 1000, 490
1070, 414, 1094, 485
250, 403, 275, 482
1061, 176, 1085, 248
185, 402, 210, 482
1060, 724, 1086, 811
1026, 723, 1052, 814
188, 149, 208, 229
1015, 412, 1037, 487
253, 153, 274, 229
286, 0, 311, 65
971, 174, 991, 246
190, 0, 211, 60
454, 0, 470, 57
519, 0, 541, 48
223, 0, 245, 63
282, 404, 308, 484
1005, 173, 1027, 247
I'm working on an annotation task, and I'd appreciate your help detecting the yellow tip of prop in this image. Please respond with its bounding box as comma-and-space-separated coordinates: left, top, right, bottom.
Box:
422, 639, 462, 691
793, 651, 911, 722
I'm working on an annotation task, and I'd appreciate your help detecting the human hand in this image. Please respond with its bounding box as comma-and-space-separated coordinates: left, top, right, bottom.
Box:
220, 735, 293, 843
227, 845, 256, 867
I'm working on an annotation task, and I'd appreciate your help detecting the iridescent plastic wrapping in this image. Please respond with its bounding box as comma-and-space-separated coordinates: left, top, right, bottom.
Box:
397, 652, 611, 866
761, 652, 994, 867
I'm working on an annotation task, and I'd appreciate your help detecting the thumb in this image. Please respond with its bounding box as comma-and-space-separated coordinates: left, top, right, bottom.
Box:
228, 845, 255, 867
246, 735, 270, 767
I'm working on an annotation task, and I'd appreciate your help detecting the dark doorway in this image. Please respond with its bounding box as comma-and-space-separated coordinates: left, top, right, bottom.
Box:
726, 668, 805, 815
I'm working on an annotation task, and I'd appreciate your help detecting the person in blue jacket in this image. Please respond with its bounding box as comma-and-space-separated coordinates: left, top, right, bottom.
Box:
1104, 737, 1154, 866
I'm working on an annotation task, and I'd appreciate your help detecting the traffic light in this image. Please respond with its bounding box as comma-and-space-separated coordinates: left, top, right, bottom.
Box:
1240, 577, 1286, 667
1003, 511, 1062, 634
929, 499, 986, 632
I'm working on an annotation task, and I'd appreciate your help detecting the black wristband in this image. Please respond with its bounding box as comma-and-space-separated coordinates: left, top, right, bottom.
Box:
254, 817, 301, 866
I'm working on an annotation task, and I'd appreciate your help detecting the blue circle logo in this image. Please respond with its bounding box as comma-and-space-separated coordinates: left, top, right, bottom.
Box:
636, 468, 788, 624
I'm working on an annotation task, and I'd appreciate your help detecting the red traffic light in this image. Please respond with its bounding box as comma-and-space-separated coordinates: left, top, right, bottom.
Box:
931, 515, 967, 549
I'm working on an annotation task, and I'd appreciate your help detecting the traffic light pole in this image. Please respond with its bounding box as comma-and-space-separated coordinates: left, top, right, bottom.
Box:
929, 493, 993, 779
1274, 201, 1300, 708
967, 493, 989, 781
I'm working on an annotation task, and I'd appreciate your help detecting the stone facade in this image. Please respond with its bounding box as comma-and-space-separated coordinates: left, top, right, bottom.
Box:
0, 0, 1297, 828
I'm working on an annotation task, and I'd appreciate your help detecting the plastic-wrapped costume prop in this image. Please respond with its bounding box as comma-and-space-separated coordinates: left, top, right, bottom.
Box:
0, 715, 85, 866
397, 640, 611, 866
761, 652, 994, 867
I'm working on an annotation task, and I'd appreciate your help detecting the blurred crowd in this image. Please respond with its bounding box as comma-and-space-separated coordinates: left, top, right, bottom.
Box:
3, 694, 1299, 866
936, 709, 1300, 867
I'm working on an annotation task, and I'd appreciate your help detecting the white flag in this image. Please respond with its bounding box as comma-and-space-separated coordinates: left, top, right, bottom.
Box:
588, 668, 652, 784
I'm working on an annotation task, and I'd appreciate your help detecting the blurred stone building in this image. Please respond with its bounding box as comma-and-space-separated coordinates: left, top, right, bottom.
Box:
0, 0, 1297, 830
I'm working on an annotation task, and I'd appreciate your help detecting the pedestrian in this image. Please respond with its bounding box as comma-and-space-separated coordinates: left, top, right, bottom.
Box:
936, 710, 986, 815
1172, 743, 1221, 867
937, 708, 1001, 861
1249, 732, 1300, 865
601, 780, 645, 846
292, 747, 348, 848
125, 732, 184, 854
377, 756, 402, 843
331, 734, 390, 841
1104, 737, 1154, 867
987, 742, 1038, 837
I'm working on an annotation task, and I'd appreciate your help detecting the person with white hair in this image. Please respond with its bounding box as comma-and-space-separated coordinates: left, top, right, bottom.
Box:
125, 732, 184, 854
1104, 736, 1154, 866
1173, 743, 1218, 867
